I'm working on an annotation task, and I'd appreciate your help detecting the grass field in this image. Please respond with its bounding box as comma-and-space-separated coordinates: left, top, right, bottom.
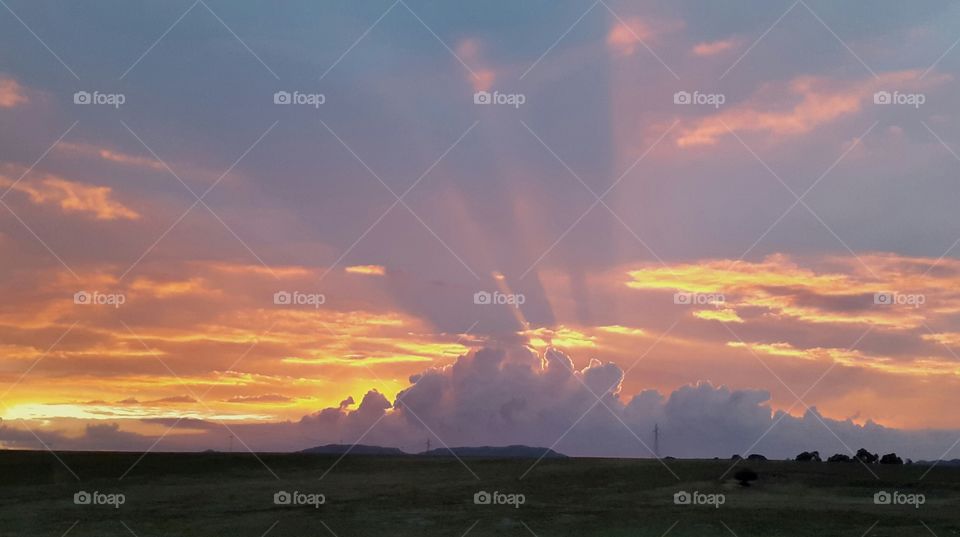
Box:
0, 451, 957, 536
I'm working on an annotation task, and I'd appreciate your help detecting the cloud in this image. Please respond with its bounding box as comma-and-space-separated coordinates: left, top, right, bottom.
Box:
624, 253, 939, 329
455, 38, 496, 92
56, 142, 165, 171
606, 17, 656, 57
693, 308, 743, 323
691, 38, 738, 57
675, 70, 948, 147
294, 346, 960, 459
226, 394, 292, 403
129, 277, 213, 298
606, 15, 683, 57
0, 168, 140, 220
0, 76, 28, 108
345, 264, 386, 276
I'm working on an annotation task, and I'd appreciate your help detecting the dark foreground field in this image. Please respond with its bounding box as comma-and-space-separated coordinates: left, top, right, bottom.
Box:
0, 451, 958, 537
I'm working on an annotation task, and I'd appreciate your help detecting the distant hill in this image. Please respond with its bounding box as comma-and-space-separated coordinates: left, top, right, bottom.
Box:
915, 459, 960, 466
419, 445, 567, 459
300, 444, 407, 456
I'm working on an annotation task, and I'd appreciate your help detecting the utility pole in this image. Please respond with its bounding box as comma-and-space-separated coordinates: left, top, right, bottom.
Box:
653, 423, 660, 458
426, 438, 431, 453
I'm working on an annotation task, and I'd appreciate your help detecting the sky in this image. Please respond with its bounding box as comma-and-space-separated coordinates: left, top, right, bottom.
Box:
2, 0, 960, 460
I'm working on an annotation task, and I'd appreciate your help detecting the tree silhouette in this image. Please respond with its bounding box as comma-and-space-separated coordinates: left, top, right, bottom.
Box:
879, 453, 903, 465
855, 448, 879, 464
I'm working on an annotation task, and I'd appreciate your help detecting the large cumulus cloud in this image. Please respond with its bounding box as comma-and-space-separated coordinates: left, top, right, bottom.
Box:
295, 346, 960, 459
3, 346, 958, 460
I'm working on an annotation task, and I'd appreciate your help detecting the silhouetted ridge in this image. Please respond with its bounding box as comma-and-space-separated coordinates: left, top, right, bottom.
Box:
419, 445, 567, 458
300, 444, 406, 456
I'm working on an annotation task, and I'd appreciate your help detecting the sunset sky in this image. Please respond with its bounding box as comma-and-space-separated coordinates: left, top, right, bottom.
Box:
3, 0, 960, 459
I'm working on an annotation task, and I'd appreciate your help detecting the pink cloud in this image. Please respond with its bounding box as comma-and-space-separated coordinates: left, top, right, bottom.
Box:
606, 16, 682, 57
606, 17, 655, 57
456, 38, 495, 92
0, 76, 29, 108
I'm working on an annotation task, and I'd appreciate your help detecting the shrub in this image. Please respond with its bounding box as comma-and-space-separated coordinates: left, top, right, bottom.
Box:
827, 453, 852, 463
734, 468, 759, 487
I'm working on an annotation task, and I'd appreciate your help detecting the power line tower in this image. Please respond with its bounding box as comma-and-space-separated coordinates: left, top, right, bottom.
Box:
425, 438, 431, 453
653, 423, 660, 458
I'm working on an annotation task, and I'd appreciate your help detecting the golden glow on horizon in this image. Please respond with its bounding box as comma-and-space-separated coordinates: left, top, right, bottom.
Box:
5, 252, 960, 437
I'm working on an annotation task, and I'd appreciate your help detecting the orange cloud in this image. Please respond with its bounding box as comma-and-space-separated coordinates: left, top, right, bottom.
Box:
0, 76, 28, 108
676, 70, 947, 147
523, 326, 596, 349
728, 340, 960, 377
692, 38, 738, 57
57, 142, 165, 171
0, 170, 139, 220
129, 277, 213, 298
345, 264, 386, 276
625, 253, 958, 329
693, 308, 743, 323
206, 262, 312, 279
